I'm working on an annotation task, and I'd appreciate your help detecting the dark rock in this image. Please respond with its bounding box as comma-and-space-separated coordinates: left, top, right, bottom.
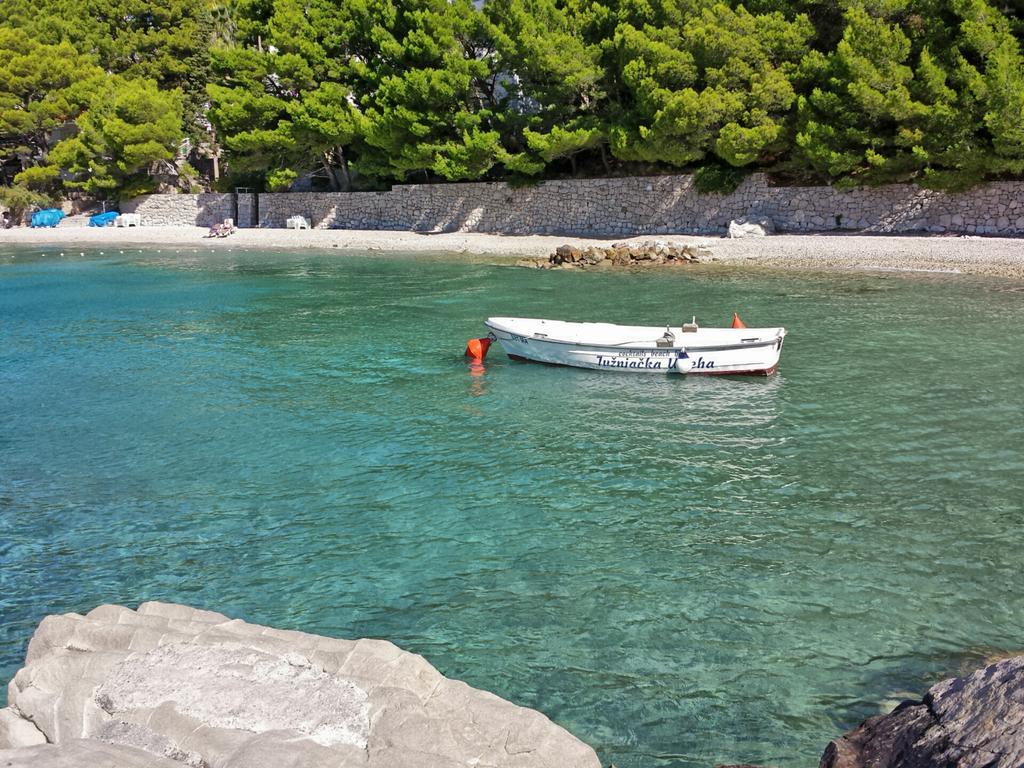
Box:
552, 244, 583, 264
820, 656, 1024, 768
820, 702, 934, 768
552, 244, 577, 266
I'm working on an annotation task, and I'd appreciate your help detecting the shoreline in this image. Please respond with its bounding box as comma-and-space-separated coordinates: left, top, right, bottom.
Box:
3, 226, 1024, 279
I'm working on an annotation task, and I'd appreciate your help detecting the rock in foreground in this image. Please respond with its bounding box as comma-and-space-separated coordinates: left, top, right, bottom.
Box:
821, 656, 1024, 768
0, 602, 600, 768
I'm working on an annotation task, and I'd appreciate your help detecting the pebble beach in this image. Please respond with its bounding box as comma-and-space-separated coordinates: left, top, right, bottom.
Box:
3, 225, 1023, 279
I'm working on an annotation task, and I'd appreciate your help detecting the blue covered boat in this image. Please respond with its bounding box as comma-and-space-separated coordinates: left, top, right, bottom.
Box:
31, 209, 66, 228
89, 211, 119, 227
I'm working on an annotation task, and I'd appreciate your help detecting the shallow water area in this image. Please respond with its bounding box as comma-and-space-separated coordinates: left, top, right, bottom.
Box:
2, 245, 1023, 767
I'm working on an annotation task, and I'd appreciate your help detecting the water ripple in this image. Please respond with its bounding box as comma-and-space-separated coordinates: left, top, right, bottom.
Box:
1, 249, 1023, 768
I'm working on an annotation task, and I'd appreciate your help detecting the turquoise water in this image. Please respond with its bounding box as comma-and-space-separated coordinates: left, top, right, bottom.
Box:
2, 246, 1023, 767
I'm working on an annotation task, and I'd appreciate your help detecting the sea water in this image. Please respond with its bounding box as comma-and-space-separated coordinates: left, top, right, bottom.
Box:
1, 247, 1022, 767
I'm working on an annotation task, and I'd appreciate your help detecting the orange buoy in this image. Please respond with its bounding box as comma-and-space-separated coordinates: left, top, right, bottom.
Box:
731, 312, 747, 329
465, 337, 492, 360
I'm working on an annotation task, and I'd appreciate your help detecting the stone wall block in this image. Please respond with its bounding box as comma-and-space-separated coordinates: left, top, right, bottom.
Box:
121, 194, 236, 227
123, 177, 1024, 235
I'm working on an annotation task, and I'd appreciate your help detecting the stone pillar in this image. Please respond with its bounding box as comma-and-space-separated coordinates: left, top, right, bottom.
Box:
236, 192, 256, 228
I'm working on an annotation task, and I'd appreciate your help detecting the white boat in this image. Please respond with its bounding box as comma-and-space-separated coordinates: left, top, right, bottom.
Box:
484, 317, 786, 375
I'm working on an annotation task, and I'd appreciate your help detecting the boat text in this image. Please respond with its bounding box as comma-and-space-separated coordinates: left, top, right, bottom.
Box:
595, 355, 666, 369
616, 349, 673, 357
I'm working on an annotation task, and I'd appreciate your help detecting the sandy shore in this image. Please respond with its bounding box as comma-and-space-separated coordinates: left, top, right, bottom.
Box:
3, 225, 1023, 278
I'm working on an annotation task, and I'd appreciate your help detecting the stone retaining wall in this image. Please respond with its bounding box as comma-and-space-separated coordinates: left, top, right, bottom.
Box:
123, 175, 1024, 235
121, 193, 235, 227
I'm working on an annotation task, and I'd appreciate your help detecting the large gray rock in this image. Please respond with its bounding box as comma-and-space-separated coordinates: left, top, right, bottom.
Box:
2, 602, 601, 768
0, 740, 185, 767
0, 705, 47, 748
820, 656, 1024, 768
726, 218, 775, 238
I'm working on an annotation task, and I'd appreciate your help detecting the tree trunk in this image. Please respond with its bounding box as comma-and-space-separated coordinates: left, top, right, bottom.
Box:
334, 147, 351, 191
322, 153, 341, 192
599, 144, 611, 175
211, 128, 220, 182
569, 154, 578, 176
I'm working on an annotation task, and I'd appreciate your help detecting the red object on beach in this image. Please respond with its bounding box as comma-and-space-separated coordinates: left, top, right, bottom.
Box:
731, 312, 747, 329
465, 337, 492, 360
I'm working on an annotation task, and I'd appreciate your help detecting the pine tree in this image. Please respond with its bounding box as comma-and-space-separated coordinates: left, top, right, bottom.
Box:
608, 3, 811, 169
46, 79, 185, 198
0, 31, 104, 178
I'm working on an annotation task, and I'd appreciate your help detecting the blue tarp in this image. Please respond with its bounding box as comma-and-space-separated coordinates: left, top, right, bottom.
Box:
31, 209, 66, 228
89, 211, 119, 227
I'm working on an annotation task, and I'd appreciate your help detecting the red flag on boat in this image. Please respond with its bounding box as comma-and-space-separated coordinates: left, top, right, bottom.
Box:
731, 313, 747, 329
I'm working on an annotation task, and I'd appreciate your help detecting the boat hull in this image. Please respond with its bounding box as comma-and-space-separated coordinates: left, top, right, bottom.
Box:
485, 318, 785, 375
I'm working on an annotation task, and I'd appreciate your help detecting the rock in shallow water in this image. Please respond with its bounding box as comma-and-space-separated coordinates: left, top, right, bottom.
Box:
820, 656, 1024, 768
545, 240, 704, 268
0, 602, 601, 768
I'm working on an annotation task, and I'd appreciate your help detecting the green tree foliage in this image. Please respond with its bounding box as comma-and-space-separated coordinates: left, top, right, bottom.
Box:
0, 31, 104, 171
608, 4, 813, 168
524, 122, 606, 174
485, 0, 606, 174
206, 0, 369, 190
3, 0, 1024, 196
46, 79, 184, 198
795, 0, 1024, 188
0, 0, 210, 191
355, 0, 504, 181
71, 0, 213, 131
0, 185, 53, 223
796, 6, 929, 184
692, 160, 749, 192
